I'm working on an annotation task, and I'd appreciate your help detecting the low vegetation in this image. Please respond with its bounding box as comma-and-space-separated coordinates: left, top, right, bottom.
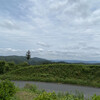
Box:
0, 80, 16, 100
0, 80, 99, 100
0, 61, 100, 87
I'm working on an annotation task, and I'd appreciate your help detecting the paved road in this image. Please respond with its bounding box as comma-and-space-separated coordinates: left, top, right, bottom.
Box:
12, 81, 100, 98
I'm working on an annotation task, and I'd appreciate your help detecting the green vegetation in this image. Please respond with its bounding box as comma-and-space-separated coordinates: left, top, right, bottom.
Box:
11, 89, 100, 100
0, 80, 99, 100
0, 61, 100, 87
0, 80, 16, 100
0, 61, 18, 74
34, 92, 85, 100
92, 95, 100, 100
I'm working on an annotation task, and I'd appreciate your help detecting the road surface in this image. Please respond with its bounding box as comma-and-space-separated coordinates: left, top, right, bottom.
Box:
12, 81, 100, 98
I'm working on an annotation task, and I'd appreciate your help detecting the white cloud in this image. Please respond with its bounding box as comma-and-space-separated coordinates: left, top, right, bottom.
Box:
37, 48, 44, 52
6, 48, 18, 52
0, 48, 21, 52
37, 42, 50, 47
0, 0, 100, 60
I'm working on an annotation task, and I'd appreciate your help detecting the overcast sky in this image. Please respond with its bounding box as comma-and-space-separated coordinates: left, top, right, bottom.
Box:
0, 0, 100, 60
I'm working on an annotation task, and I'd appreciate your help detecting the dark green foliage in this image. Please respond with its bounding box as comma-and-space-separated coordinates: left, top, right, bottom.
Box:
18, 62, 29, 67
0, 61, 5, 74
0, 61, 18, 74
1, 63, 100, 87
0, 61, 12, 74
26, 50, 31, 60
8, 62, 15, 67
0, 80, 16, 100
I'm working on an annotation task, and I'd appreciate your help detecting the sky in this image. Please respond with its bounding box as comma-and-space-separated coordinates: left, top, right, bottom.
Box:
0, 0, 100, 60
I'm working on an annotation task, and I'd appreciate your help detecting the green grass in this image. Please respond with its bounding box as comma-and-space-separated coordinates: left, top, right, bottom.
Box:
0, 63, 100, 87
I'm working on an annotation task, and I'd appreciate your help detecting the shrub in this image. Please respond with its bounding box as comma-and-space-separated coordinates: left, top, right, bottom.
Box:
0, 80, 16, 100
18, 62, 29, 67
0, 61, 11, 74
7, 62, 17, 70
92, 94, 100, 100
34, 91, 84, 100
64, 94, 81, 100
24, 84, 38, 92
0, 61, 6, 74
24, 83, 45, 94
34, 92, 57, 100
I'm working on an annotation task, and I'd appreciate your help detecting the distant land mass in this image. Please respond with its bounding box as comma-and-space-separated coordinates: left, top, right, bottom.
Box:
0, 56, 51, 65
52, 60, 100, 64
0, 56, 100, 65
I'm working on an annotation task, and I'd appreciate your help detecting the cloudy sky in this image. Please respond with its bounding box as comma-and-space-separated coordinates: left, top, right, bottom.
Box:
0, 0, 100, 60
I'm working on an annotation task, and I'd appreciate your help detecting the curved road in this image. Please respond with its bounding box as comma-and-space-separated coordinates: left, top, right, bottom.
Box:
12, 81, 100, 98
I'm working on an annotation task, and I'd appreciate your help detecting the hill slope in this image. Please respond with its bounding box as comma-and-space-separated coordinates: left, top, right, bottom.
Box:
0, 56, 51, 65
1, 63, 100, 87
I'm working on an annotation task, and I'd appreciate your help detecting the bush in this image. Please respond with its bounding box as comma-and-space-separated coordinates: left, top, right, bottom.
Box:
0, 61, 11, 74
18, 62, 29, 67
0, 80, 16, 100
0, 61, 6, 74
34, 92, 57, 100
92, 94, 100, 100
24, 83, 45, 94
24, 83, 38, 92
34, 91, 84, 100
64, 95, 81, 100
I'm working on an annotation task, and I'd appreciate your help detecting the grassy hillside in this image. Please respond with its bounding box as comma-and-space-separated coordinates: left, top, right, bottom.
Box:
0, 56, 51, 65
1, 63, 100, 87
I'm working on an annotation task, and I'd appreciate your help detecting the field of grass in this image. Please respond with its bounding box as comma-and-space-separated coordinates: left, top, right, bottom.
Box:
0, 63, 100, 87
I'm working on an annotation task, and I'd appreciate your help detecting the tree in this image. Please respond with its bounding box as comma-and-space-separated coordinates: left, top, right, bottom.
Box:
26, 50, 31, 65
